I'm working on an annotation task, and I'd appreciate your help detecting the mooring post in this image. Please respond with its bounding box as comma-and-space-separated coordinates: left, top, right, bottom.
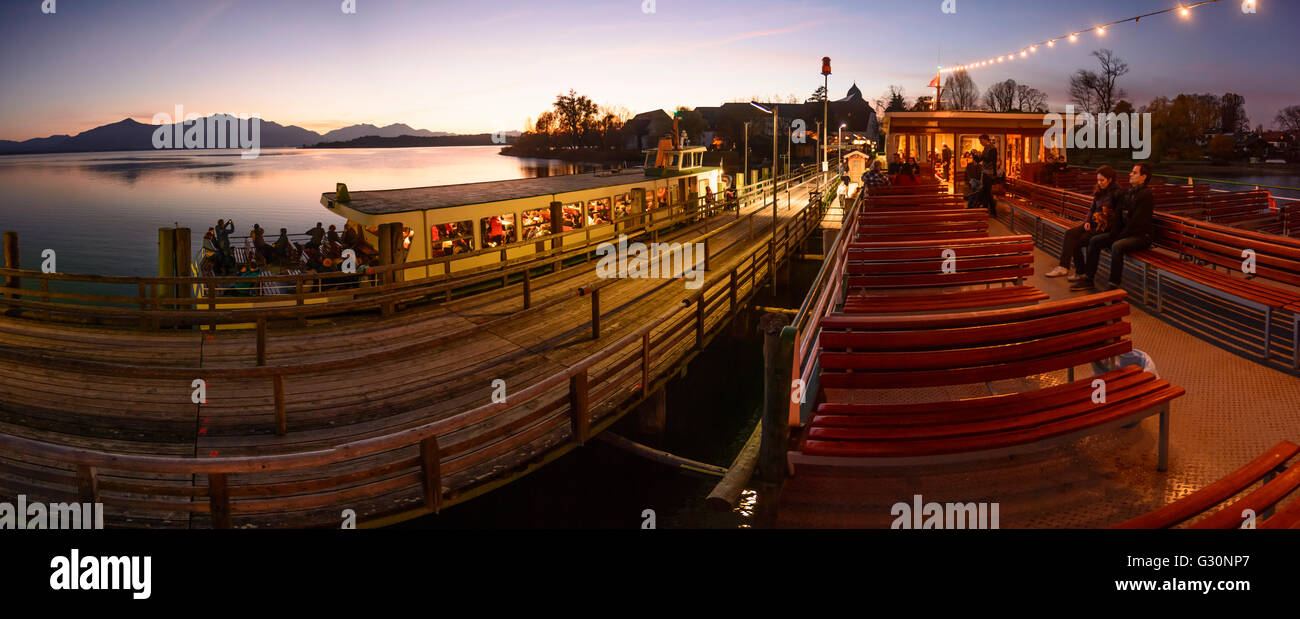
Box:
522, 267, 532, 309
636, 387, 667, 439
590, 288, 600, 340
2, 230, 17, 310
756, 313, 794, 525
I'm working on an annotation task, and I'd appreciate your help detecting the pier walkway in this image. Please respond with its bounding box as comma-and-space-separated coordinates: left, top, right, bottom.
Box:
0, 173, 837, 528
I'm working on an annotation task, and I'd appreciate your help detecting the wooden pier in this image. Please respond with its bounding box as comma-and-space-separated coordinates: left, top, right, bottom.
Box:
0, 169, 838, 528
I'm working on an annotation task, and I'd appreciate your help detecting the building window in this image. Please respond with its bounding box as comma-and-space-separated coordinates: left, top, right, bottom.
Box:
521, 208, 553, 241
430, 220, 473, 257
481, 214, 517, 247
587, 198, 612, 225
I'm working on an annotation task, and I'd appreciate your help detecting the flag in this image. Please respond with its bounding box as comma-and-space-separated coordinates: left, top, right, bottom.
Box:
928, 76, 941, 88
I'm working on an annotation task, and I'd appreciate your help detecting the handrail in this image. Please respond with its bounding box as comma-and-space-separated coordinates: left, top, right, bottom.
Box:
0, 172, 836, 483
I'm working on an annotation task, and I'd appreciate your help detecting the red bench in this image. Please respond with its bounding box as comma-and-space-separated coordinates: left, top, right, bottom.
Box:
798, 291, 1184, 468
1112, 440, 1300, 529
844, 235, 1045, 313
855, 210, 988, 243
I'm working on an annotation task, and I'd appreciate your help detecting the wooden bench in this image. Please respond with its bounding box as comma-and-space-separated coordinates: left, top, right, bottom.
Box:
1112, 440, 1300, 529
855, 210, 988, 243
797, 291, 1184, 468
1004, 178, 1300, 372
846, 234, 1035, 291
864, 195, 969, 211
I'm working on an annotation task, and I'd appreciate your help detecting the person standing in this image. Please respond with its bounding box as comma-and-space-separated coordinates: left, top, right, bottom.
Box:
1045, 166, 1121, 279
977, 135, 999, 216
1073, 164, 1156, 292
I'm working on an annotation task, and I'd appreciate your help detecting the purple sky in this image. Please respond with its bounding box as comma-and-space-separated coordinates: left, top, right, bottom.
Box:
1, 0, 1296, 140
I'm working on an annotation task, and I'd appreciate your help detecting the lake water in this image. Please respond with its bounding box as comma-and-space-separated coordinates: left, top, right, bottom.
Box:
0, 145, 597, 277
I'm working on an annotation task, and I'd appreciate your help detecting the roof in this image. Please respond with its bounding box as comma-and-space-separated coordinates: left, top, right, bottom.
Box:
322, 170, 666, 215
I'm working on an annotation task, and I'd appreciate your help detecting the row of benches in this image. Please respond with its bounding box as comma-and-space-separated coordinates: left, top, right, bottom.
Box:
1046, 169, 1294, 236
1003, 177, 1300, 372
794, 184, 1300, 527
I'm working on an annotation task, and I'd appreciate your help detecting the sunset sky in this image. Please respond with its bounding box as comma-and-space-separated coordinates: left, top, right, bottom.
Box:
0, 0, 1296, 141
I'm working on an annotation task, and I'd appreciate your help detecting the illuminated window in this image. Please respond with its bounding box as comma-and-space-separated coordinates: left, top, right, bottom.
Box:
521, 208, 552, 241
587, 198, 612, 225
561, 202, 585, 230
480, 214, 517, 247
430, 220, 473, 257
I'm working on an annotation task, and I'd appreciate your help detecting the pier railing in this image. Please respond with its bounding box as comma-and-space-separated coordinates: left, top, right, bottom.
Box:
0, 165, 828, 329
0, 173, 839, 528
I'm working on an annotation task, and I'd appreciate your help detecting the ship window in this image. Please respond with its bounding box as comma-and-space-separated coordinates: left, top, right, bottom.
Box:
521, 207, 552, 241
480, 214, 517, 247
669, 153, 679, 168
587, 198, 612, 225
561, 202, 585, 230
614, 193, 634, 219
430, 220, 473, 257
644, 152, 655, 167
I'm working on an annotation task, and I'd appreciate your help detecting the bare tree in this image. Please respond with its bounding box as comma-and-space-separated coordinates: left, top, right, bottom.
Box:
1278, 106, 1300, 133
1068, 49, 1129, 114
942, 71, 980, 111
983, 79, 1018, 112
1014, 84, 1049, 113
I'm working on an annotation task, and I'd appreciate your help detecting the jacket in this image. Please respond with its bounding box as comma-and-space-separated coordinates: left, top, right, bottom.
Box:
1117, 182, 1155, 239
1085, 184, 1123, 233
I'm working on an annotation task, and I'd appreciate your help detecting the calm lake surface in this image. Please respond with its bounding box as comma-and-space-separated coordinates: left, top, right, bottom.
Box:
0, 145, 598, 277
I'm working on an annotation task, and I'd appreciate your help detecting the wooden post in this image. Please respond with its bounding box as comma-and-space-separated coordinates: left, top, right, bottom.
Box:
636, 388, 666, 438
174, 227, 192, 304
729, 270, 738, 313
3, 231, 18, 309
138, 283, 149, 329
549, 200, 564, 251
641, 331, 650, 398
756, 314, 794, 523
419, 436, 443, 513
522, 267, 532, 309
75, 465, 99, 503
568, 370, 590, 444
702, 237, 710, 272
695, 293, 706, 349
157, 228, 176, 305
273, 374, 286, 435
208, 473, 232, 529
256, 317, 267, 366
590, 288, 600, 340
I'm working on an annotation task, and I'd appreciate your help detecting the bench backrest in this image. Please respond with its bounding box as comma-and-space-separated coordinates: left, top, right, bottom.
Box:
1153, 216, 1300, 288
846, 234, 1033, 290
854, 210, 989, 243
818, 290, 1132, 389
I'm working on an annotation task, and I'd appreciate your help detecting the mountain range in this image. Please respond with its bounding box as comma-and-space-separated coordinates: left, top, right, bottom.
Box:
0, 117, 483, 155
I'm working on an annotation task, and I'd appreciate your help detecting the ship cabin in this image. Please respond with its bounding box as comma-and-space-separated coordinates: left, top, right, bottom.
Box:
882, 111, 1064, 189
320, 148, 723, 279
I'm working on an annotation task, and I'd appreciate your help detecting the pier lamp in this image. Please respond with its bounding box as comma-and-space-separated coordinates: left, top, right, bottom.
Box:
821, 56, 831, 174
750, 101, 779, 281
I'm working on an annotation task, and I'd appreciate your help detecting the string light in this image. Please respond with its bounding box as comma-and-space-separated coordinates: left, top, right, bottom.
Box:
942, 0, 1247, 74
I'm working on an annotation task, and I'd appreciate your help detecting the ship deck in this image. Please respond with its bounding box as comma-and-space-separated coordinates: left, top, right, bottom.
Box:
775, 203, 1300, 528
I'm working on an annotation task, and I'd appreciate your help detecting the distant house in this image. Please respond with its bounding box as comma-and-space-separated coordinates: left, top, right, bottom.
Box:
622, 110, 672, 151
720, 84, 880, 161
695, 106, 723, 149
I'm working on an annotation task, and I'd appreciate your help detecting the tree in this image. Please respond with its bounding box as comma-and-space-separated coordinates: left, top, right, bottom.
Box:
1068, 49, 1130, 115
807, 86, 827, 104
876, 86, 908, 114
1144, 94, 1222, 160
1014, 84, 1049, 113
1276, 106, 1300, 133
674, 107, 706, 145
942, 71, 980, 111
983, 79, 1018, 112
1220, 93, 1249, 134
910, 96, 934, 112
553, 89, 599, 149
1208, 134, 1236, 162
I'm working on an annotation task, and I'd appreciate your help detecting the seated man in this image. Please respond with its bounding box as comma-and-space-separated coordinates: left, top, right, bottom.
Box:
1073, 163, 1156, 292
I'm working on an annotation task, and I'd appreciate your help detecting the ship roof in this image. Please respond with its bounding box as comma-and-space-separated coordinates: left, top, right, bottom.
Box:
322, 169, 667, 215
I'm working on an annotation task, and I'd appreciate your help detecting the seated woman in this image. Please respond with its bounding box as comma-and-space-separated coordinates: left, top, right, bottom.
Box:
861, 159, 890, 191
1045, 165, 1121, 280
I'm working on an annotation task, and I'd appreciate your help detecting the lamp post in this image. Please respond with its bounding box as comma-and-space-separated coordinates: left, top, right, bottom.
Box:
821, 57, 831, 176
750, 102, 779, 290
743, 121, 750, 189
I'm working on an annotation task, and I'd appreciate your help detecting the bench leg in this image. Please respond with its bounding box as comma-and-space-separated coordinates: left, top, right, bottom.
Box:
1157, 407, 1170, 472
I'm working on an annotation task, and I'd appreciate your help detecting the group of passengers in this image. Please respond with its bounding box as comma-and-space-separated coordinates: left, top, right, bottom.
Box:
1045, 163, 1156, 292
202, 219, 377, 278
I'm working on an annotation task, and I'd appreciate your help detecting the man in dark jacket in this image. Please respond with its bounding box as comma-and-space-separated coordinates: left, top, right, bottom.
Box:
1074, 163, 1156, 292
976, 135, 998, 216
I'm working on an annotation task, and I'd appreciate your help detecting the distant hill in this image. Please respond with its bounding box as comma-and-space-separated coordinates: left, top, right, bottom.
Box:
313, 134, 513, 148
0, 117, 480, 155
